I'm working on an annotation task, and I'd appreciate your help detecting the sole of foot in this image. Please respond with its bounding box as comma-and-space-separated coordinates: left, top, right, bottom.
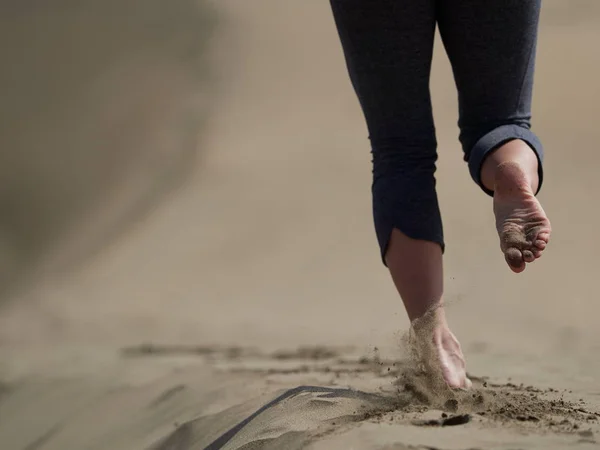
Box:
493, 161, 551, 273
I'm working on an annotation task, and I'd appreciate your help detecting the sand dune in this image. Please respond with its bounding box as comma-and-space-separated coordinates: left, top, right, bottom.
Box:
0, 0, 217, 299
1, 1, 600, 449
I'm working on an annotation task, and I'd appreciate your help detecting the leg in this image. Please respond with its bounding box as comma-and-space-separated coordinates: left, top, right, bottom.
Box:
437, 0, 551, 273
329, 0, 469, 388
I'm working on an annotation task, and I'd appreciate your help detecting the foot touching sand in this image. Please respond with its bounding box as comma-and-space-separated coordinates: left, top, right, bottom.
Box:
494, 161, 552, 273
434, 324, 471, 390
410, 309, 471, 390
0, 1, 599, 450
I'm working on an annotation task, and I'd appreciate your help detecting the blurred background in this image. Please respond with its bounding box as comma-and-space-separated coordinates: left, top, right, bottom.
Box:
0, 0, 599, 398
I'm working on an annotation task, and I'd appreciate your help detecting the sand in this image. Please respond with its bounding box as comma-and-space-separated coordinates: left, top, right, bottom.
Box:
0, 1, 599, 449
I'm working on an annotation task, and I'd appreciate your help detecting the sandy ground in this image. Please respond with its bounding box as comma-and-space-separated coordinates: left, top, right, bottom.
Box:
1, 1, 600, 449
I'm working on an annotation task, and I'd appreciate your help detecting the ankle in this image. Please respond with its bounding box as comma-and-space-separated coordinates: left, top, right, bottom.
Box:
411, 305, 447, 335
481, 140, 539, 193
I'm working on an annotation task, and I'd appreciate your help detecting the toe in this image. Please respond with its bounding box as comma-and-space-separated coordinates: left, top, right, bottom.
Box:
505, 247, 525, 272
534, 239, 547, 249
537, 232, 550, 243
463, 376, 473, 390
511, 264, 526, 273
522, 250, 535, 263
533, 249, 543, 259
444, 370, 471, 390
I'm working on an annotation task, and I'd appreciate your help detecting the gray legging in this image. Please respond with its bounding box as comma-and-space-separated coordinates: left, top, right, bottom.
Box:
329, 0, 544, 263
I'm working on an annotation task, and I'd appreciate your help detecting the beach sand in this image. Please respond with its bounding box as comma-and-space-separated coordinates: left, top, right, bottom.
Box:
0, 1, 599, 449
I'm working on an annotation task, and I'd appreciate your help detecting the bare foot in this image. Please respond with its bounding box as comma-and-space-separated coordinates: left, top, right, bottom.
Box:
433, 325, 471, 390
411, 309, 471, 390
493, 161, 552, 273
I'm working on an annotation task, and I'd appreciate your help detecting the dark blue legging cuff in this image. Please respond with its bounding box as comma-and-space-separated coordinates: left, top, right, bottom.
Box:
372, 175, 444, 267
467, 124, 544, 197
375, 221, 445, 267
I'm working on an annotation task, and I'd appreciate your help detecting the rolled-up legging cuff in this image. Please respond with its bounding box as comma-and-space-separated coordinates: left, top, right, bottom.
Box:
467, 124, 544, 197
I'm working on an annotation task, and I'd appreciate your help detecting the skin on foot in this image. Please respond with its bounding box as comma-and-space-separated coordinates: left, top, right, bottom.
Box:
493, 161, 552, 273
433, 325, 471, 390
411, 309, 471, 390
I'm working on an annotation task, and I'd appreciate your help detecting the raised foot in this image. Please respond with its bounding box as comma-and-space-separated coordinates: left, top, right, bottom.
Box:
493, 161, 552, 273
